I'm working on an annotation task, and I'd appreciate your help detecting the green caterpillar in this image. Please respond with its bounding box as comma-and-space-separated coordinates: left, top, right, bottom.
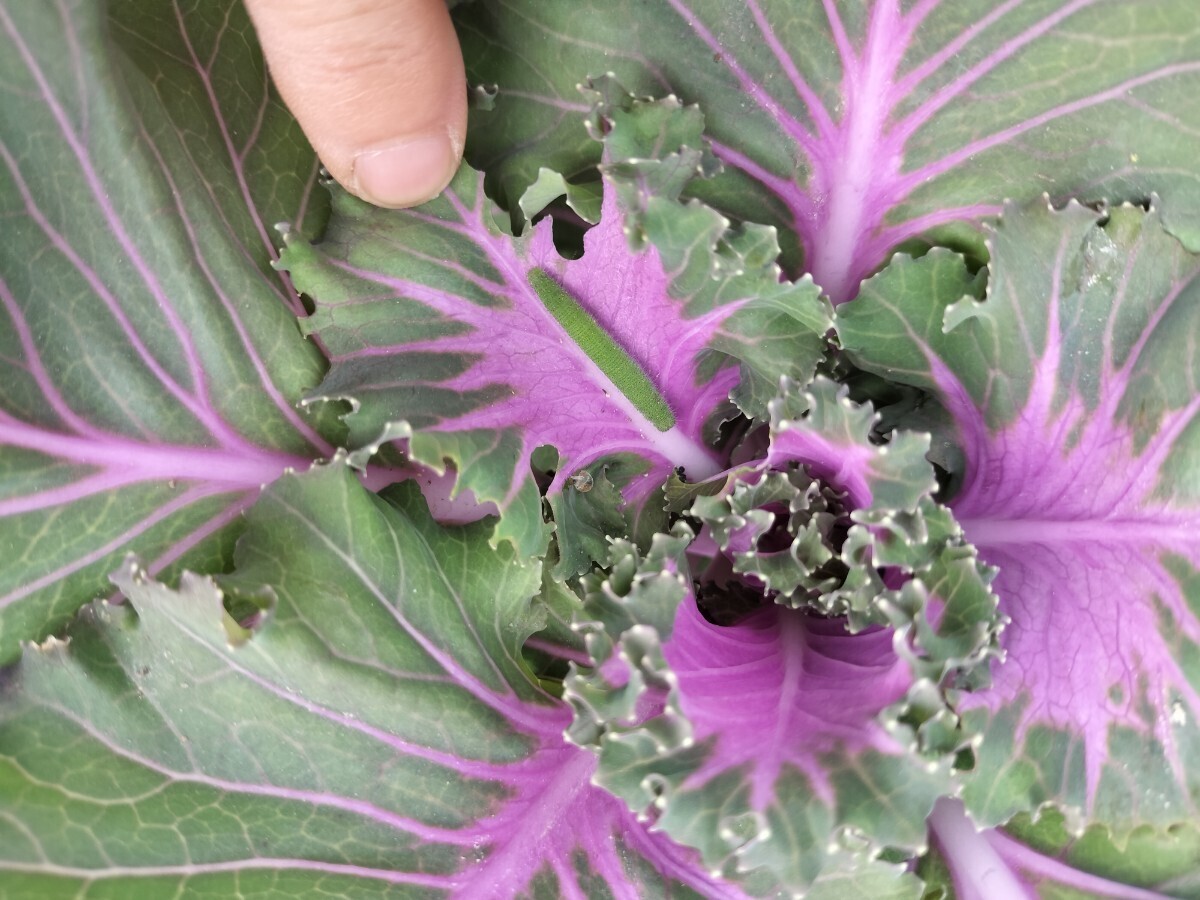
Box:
528, 267, 676, 432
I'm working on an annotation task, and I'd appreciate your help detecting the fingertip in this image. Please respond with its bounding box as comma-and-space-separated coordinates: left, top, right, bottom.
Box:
247, 0, 467, 209
351, 128, 463, 209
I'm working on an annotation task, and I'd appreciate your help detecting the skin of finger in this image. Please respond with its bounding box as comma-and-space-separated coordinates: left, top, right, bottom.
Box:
245, 0, 467, 204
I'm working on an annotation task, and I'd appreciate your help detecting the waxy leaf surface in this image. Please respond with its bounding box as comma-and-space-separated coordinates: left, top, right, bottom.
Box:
839, 200, 1200, 835
284, 116, 828, 557
0, 463, 745, 899
568, 529, 940, 897
0, 0, 336, 661
564, 381, 1000, 894
460, 0, 1200, 300
924, 799, 1200, 899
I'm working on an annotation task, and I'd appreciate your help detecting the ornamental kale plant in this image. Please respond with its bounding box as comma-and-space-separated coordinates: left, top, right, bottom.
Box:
2, 1, 1199, 898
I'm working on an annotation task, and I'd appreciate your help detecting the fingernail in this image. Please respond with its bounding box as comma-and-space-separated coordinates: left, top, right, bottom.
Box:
352, 131, 459, 208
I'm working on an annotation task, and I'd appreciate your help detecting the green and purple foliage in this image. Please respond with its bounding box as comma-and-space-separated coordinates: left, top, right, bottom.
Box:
2, 1, 1199, 898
